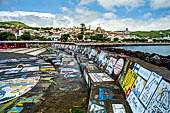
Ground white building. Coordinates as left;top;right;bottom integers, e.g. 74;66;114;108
46;35;61;41
163;35;170;40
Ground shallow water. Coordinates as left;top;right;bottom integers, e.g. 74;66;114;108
113;45;170;56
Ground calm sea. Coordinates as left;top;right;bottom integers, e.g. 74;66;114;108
113;45;170;56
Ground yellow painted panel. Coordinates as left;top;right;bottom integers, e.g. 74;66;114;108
122;69;138;96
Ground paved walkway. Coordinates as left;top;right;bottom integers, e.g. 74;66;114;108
35;51;89;113
0;48;46;56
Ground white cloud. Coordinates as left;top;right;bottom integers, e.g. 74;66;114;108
0;11;170;31
143;12;152;19
60;7;73;15
97;0;145;10
60;7;69;12
0;11;72;28
75;7;100;17
78;0;95;6
0;11;55;18
73;7;102;26
151;0;170;10
103;13;116;19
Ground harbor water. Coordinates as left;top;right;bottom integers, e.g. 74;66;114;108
113;45;170;56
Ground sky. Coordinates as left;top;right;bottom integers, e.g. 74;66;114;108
0;0;170;31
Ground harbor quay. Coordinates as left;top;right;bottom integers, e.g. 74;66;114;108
0;45;169;113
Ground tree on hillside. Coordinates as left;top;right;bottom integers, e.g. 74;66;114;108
78;34;83;40
0;32;16;41
48;31;53;36
61;34;70;42
20;32;31;40
90;34;106;41
114;38;119;42
7;36;16;40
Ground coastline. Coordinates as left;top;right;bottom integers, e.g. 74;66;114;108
74;42;170;47
100;47;170;80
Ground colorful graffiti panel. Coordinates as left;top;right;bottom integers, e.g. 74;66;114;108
89;73;114;83
139;72;162;108
107;57;117;68
7;97;38;113
97;51;107;65
89;49;98;59
127;91;145;113
105;57;117;75
113;58;125;76
99;88;117;100
60;68;79;74
1;68;22;74
112;104;126;113
88;100;106;113
0;76;40;104
118;60;132;86
132;76;146;97
21;66;39;72
64;73;81;78
122;68;138;98
138;66;152;81
145;79;170;113
132;63;140;73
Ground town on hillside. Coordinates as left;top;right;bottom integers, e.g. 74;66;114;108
0;21;170;43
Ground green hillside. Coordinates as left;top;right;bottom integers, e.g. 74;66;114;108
130;29;170;38
0;21;29;28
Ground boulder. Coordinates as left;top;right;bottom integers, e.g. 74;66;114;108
150;54;162;66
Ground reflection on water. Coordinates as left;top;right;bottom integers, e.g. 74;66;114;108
113;45;170;56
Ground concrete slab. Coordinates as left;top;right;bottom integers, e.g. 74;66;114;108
27;48;46;56
15;48;39;53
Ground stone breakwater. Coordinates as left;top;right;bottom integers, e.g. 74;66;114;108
0;45;170;113
102;47;170;70
58;44;170;113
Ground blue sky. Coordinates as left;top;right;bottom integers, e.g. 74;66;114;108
0;0;170;31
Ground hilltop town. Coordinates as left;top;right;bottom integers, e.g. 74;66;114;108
0;21;170;43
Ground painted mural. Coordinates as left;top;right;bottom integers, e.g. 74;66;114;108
64;73;81;78
89;73;114;83
89;49;98;59
0;68;22;74
113;58;125;76
88;100;106;113
137;66;152;81
122;68;138;98
0;76;40;104
7;97;38;113
99;88;117;100
132;75;146;98
60;68;79;74
132;63;140;73
139;72;162;108
20;66;39;72
97;51;107;65
112;104;126;113
105;57;117;75
145;79;170;113
118;60;132;86
127;91;145;113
